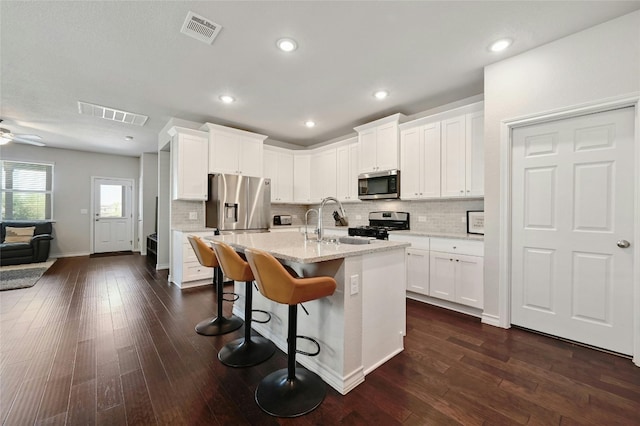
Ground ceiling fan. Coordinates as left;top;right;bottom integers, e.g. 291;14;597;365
0;124;45;147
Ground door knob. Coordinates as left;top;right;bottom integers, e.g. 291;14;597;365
617;240;631;248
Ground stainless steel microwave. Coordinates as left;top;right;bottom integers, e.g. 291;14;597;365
358;169;400;200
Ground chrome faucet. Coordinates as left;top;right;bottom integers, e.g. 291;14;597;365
304;208;318;241
318;197;347;242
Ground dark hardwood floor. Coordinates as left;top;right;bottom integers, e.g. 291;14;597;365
1;254;639;425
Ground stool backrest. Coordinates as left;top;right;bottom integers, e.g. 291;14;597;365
245;248;337;305
187;236;218;268
211;241;254;282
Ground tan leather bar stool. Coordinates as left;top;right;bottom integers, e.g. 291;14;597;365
245;248;337;418
187;236;243;336
211;241;276;367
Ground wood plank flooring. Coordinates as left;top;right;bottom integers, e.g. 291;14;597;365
1;254;639;425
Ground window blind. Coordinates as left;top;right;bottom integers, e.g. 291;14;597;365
1;160;53;220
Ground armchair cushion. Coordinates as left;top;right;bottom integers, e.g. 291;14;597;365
4;226;36;243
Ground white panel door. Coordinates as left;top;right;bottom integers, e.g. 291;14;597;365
441;116;466;197
422;122;441;198
511;107;635;355
429;251;455;301
239;137;263;176
406;248;429;295
375;122;398;171
209;131;240;174
93;178;133;253
400;127;421;199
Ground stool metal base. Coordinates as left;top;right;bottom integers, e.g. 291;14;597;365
195;315;243;336
255;367;326;417
218;335;276;368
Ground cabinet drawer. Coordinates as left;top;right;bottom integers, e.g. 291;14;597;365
183;261;213;282
430;238;483;256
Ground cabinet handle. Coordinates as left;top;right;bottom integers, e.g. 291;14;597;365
459;190;464;193
456;259;459;262
449;258;453;261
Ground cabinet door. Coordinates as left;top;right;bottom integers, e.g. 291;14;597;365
278;152;294;202
210;131;240;174
455;254;484;308
465;111;484;197
421;122;441;198
173;133;208;200
406;248;429;295
293;154;311;202
348;143;359;200
358;128;377;173
429;251;455;301
336;145;350;201
400;127;421;199
263;149;279;201
319;149;337;200
440;116;466;197
239;137;263;176
375;122;399;171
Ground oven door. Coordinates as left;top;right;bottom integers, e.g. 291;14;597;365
358;170;400;200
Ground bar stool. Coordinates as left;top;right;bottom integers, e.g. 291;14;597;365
245;248;337;418
211;241;276;368
188;236;243;336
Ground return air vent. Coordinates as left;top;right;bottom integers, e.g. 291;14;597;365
180;11;222;45
77;101;148;126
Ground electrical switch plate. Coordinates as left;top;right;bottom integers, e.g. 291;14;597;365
350;274;359;295
80;209;88;214
189;212;198;220
418;216;426;222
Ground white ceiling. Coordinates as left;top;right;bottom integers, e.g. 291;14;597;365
2;1;639;157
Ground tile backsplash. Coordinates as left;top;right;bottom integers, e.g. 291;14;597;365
172;198;484;235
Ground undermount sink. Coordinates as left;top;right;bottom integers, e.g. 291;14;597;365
337;236;371;245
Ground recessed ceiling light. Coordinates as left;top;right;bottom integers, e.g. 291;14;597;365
305;120;316;128
124;135;134;141
489;38;512;52
374;90;389;100
219;95;235;104
277;38;298;52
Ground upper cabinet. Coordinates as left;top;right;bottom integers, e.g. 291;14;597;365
336;138;359;202
264;147;294;203
200;123;267;177
310;147;337;203
293;153;311;203
168;127;209;201
355;113;407;173
400;103;484;200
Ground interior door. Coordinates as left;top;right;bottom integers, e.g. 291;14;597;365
511;107;635;355
93;178;133;253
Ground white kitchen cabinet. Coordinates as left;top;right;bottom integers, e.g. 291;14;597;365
440;112;484;198
201;123;267;177
310;148;337;202
406;248;429;295
355;113;406;173
336;139;359;202
465;111;484;197
400;121;441;200
171;230;216;288
264;147;293;202
293;153;311;203
168;127;209;201
429;238;483;309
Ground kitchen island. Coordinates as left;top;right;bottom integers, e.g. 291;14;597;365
207;231;409;394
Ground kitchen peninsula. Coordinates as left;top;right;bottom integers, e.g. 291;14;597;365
207;231;410;394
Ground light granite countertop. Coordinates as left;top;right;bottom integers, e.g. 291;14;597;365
205;231;409;263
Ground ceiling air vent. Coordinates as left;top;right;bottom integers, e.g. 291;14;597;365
180;11;222;45
77;101;148;126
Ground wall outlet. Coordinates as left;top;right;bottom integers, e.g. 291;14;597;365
350;274;359;295
80;208;88;214
418;216;426;222
189;211;198;220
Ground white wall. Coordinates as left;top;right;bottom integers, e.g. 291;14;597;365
157;151;171;269
483;11;640;321
1;144;140;257
140;152;158;254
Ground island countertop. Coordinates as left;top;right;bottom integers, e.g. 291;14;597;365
206;231;409;263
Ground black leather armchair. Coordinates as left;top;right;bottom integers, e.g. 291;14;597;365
0;221;54;266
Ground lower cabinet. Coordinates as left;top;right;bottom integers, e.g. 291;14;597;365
406;248;429;295
429;250;483;309
171;230;216;287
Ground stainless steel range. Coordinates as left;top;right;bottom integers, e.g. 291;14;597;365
348;211;410;240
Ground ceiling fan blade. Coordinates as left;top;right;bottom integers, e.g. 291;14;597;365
15;133;43;141
13;137;46;147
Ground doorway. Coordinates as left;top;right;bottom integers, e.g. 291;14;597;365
92;177;134;253
510;107;635;355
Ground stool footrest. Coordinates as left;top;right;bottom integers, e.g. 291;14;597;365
222;292;239;302
251;309;272;324
294;335;320;357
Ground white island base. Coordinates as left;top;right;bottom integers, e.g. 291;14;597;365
223;238;407;395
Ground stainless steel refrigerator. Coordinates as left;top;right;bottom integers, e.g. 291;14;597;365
205;174;271;232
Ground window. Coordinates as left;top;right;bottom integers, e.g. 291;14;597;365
1;160;53;220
